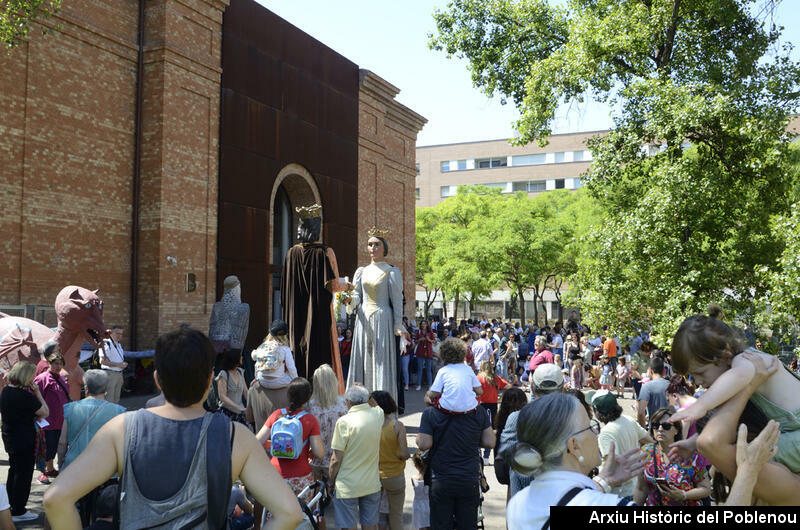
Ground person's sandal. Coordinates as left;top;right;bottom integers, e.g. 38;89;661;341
37;473;51;485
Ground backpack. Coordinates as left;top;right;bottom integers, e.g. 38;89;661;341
255;341;283;373
270;409;308;459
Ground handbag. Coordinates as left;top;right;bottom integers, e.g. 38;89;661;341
494;450;510;485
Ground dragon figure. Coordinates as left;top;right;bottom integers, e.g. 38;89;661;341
0;286;107;400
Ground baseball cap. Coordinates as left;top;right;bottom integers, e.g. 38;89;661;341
591;390;618;415
532;363;564;392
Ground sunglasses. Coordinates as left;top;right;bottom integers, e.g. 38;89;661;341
653;422;674;431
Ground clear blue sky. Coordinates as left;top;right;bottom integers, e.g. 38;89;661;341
258;1;799;147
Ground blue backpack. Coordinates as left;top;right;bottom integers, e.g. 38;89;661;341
270;409;308;459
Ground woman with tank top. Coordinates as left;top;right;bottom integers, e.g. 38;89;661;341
372;391;410;530
216;348;248;425
43;327;303;530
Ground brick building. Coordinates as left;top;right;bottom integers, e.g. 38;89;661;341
0;0;425;351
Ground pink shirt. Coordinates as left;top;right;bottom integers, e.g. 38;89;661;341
34;371;70;430
528;350;554;372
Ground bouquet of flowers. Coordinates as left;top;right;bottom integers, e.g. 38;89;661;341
333;277;354;320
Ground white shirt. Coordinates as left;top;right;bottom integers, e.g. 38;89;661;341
100;339;125;372
471;338;494;371
551;334;563;349
597;415;649;497
507;470;634;528
430;363;480;413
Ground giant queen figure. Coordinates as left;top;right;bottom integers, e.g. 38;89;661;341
346;228;404;401
280;204;348;391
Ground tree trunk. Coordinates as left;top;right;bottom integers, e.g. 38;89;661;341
532;285;540;327
517;286;526;323
453;290;460;320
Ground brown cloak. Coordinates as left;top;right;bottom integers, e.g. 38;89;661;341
280;243;343;388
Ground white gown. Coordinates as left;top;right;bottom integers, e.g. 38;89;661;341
346;261;403;401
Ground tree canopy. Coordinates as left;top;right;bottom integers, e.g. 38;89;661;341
430;0;800;343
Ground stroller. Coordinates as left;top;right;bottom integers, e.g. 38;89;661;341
295;480;331;530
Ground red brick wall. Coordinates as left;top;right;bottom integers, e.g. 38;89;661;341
0;0;227;348
0;0;139;327
357;71;426;315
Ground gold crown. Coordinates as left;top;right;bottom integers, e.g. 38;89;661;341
296;204;322;220
367;226;390;239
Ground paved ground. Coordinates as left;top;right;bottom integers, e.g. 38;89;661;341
0;386;642;528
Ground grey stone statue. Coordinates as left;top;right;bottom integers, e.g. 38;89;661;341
209;275;250;353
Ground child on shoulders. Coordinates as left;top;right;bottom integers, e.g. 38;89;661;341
671;305;800;473
425;338;482;414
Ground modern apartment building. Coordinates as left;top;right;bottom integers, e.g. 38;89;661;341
413;130;604;320
415;129;604;207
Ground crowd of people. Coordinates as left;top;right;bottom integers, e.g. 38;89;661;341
0;305;798;528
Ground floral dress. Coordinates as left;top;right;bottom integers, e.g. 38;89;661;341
642;443;708;506
308;396;348;472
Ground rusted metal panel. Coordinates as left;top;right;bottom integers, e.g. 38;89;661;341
218;0;359;352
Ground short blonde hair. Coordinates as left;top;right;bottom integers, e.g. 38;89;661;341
311;364;339;409
7;361;36;386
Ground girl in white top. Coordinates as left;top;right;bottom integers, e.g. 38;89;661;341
251;320;298;389
410;452;430;530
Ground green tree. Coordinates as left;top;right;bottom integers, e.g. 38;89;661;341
416;207;442;319
431;0;800;341
428;186;498;319
2;0;61;48
479;191;557;323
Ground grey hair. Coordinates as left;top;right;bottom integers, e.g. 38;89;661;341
344;385;370;406
510;393;582;476
84;369;109;396
534;335;548;348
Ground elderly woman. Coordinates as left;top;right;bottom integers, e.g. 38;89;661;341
506;393;646;527
633;407;711;506
0;361;49;522
57;369;126;526
44;327;303;530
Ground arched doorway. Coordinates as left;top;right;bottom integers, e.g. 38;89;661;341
268;164;321;322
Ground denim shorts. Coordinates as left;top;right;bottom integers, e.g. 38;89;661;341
333;490;381;528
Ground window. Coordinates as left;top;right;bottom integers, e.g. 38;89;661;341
512;154;547;166
554;152;566;163
440;161;450;172
415;188;420;200
512;181;529;192
555;179;565;189
528;181;546;192
572;150;584;162
482;182;508;192
457;159;468;170
440;185;457;198
476;157;507;169
415;163;420;175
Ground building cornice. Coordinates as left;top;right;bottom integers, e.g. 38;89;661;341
359;69;427;134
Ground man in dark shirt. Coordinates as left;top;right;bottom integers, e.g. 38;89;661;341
416;406;494;529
